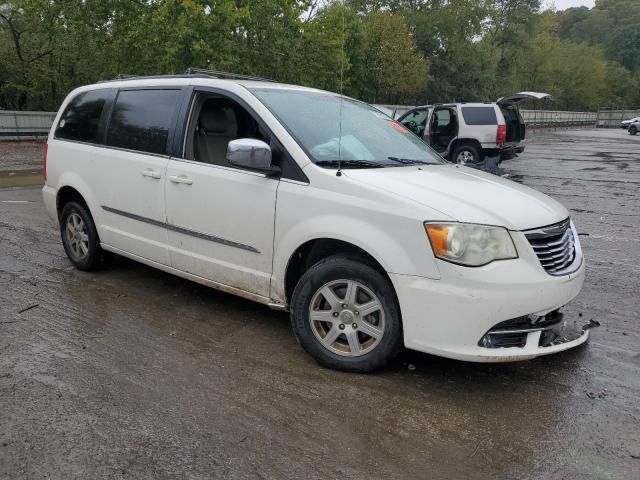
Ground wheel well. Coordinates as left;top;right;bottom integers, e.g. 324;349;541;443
284;239;388;304
56;186;87;217
451;138;482;154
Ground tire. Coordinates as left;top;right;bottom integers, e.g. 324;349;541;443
59;201;107;271
630;126;637;135
290;255;403;373
451;144;481;165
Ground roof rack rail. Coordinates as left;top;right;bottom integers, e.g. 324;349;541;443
103;70;276;84
184;68;275;82
101;74;198;83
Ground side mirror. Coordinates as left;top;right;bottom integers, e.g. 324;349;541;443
227;138;279;174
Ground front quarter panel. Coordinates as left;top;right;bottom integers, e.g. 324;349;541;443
270;169;447;304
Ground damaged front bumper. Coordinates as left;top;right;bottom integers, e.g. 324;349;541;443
390;231;588;363
476;310;593;360
478;310;589;349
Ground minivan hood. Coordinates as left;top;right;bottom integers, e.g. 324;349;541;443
344;165;568;231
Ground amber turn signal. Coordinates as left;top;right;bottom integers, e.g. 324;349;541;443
425;224;449;256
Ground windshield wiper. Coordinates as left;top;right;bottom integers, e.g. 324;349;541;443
315;160;384;169
387;156;438;165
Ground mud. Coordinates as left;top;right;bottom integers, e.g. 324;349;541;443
1;128;639;479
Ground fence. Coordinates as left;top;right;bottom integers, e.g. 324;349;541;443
595;108;640;128
376;104;599;128
0;110;56;139
521;110;597;128
1;106;636;140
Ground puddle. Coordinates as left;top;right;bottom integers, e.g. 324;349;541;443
0;169;43;188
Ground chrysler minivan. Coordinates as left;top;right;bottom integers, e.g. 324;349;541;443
42;72;587;372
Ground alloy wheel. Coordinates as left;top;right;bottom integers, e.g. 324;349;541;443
65;212;89;259
308;279;385;357
456;150;474;165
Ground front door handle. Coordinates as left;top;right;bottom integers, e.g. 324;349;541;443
168;175;193;185
141;168;161;179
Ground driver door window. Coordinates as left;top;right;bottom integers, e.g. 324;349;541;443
400;108;428;136
184;95;269;168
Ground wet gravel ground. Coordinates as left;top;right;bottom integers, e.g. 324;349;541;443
1;129;639;479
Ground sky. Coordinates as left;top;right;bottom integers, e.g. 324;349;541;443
544;0;596;9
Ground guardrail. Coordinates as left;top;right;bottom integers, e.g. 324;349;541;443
521;110;597;128
3;106;633;140
376;104;598;128
596;108;640;128
0;110;56;139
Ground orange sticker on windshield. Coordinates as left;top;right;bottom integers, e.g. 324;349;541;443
388;120;409;133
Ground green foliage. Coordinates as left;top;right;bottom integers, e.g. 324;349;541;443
0;0;638;111
411;1;494;102
361;13;429;103
298;3;358;92
557;0;640;72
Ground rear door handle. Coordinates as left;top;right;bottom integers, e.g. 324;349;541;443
168;175;193;185
141;168;161;179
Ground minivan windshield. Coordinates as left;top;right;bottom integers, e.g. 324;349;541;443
250;88;445;168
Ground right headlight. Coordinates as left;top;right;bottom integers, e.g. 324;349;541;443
425;222;518;267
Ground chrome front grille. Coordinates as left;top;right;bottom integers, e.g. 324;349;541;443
524;218;576;275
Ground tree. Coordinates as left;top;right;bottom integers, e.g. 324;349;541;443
0;0;638;111
297;2;362;92
362;12;430;103
410;0;493;102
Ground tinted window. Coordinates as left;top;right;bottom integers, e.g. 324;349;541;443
461;106;497;125
55;89;110;143
106;89;180;155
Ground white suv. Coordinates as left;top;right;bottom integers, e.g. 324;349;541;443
42;73;586;372
397;92;551;164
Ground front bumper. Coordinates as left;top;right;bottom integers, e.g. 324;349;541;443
391;231;587;362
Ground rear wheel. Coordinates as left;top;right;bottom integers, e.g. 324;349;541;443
59;201;107;271
630;126;637;135
290;255;403;372
452;144;481;165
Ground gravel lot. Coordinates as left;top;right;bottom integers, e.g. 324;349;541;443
0;128;639;479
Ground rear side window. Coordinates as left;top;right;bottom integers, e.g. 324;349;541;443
106;89;180;155
461;107;498;125
55;89;110;143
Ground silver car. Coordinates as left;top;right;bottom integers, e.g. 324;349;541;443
397;92;551;164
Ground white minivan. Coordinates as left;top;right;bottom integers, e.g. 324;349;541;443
42;72;588;372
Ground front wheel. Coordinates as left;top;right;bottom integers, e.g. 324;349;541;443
290;255;403;372
630;126;637;135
